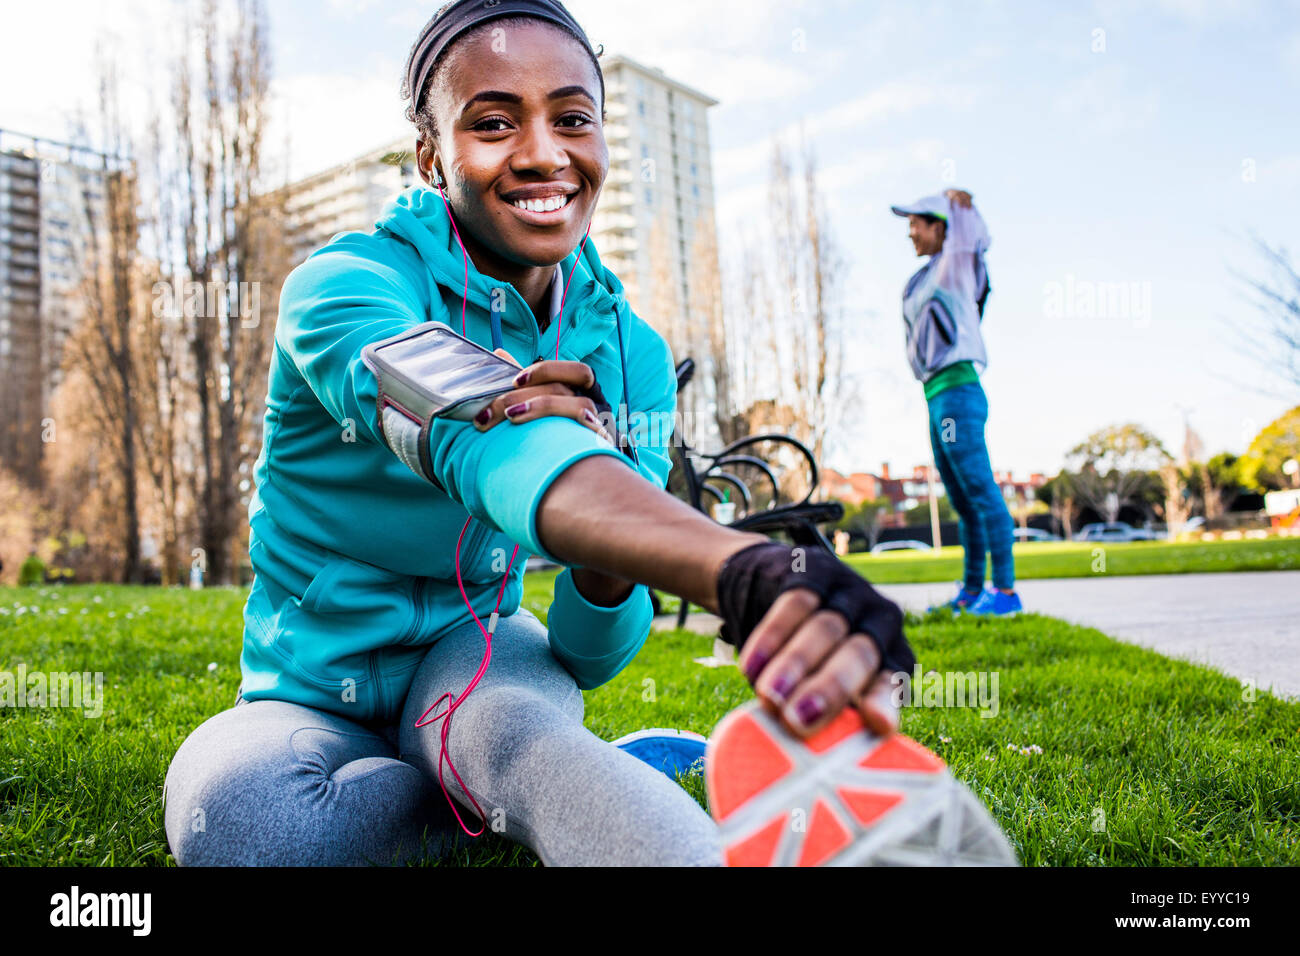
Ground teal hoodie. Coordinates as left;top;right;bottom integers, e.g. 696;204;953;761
238;185;678;723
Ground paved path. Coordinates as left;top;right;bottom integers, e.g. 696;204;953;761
879;572;1300;699
656;571;1300;699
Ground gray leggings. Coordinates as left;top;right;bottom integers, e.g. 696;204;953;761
163;609;721;866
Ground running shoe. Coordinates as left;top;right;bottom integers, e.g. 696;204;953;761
929;584;983;614
705;700;1018;866
969;588;1023;616
613;728;707;780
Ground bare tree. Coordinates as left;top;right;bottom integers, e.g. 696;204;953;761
133;107;194;586
1236;236;1300;395
717;136;848;463
169;0;283;584
1161;462;1192;536
717;229;776;445
678;213;723;450
59;58;146;583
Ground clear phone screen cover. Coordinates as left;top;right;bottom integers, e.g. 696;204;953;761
378;328;520;405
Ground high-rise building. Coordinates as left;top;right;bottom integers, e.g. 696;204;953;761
592;54;719;358
280;54;720;365
0;129;112;485
281;139;417;265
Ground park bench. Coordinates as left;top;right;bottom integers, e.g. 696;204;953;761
655;358;844;629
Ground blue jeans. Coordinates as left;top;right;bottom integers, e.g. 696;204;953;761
927;382;1016;592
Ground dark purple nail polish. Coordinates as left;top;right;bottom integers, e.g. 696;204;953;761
795;694;826;726
505;402;529;418
475;407;491;425
514;370;530;386
771;671;797;700
743;650;769;682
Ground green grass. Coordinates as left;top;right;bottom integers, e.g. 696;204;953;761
1;582;1297;866
845;536;1300;584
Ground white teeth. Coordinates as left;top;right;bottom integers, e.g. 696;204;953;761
512;195;569;212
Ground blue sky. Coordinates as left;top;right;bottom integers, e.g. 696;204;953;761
5;0;1299;477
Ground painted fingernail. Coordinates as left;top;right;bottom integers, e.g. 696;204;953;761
583;409;599;425
794;693;826;726
513;370;530;386
743;650;769;682
504;402;529;418
770;670;798;701
475;407;492;425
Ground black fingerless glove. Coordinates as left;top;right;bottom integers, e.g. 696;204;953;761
715;541;916;675
579;378;635;460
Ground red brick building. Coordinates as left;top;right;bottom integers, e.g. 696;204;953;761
821;463;1047;526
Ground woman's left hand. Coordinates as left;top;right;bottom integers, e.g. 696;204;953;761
944;188;973;208
472;350;615;445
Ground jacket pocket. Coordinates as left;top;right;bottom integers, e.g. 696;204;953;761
299;554;411;616
275;555;414;693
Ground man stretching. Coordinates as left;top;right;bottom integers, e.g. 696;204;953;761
891;189;1020;615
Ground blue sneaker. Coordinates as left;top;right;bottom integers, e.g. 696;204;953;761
929;584;983;614
612;728;707;780
969;588;1023;616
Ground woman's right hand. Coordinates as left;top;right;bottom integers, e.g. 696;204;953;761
714;541;914;741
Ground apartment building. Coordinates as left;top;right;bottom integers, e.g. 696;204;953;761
0;129;111;485
280;139;418;265
591;54;719;358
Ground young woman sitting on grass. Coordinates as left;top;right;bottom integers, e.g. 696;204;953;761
163;0;1013;868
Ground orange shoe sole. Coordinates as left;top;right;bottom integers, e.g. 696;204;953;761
705;700;1018;867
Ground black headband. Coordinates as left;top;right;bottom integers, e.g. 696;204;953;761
405;0;602;119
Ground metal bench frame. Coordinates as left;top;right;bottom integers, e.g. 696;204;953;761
660;359;844;628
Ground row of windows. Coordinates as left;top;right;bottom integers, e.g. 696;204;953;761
629;75;699;116
632;117;703;151
2;229;41;244
641;184;703;205
0;154;39;174
635;143;703;180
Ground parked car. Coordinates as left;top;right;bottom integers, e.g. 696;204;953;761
870;539;933;554
1013;527;1062;543
1075;522;1157;542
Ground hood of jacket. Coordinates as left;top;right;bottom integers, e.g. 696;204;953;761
373;185;628;367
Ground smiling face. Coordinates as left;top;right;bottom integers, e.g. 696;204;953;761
907;214;946;257
416;20;607;279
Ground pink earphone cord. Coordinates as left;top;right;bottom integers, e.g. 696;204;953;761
415;184;591;837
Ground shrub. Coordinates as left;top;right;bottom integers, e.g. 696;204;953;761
18;554;46;586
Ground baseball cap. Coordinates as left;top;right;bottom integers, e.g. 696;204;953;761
890;194;949;220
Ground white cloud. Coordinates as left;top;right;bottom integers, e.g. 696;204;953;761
269;66;412;180
711;78;972;189
0;0;172;146
1050;65;1160;137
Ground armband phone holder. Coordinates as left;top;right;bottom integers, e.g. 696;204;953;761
361;322;521;482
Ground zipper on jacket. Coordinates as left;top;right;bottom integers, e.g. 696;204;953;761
369;650;384;721
403;576;427;644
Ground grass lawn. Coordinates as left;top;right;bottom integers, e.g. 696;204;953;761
1;580;1297;867
845;536;1300;584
